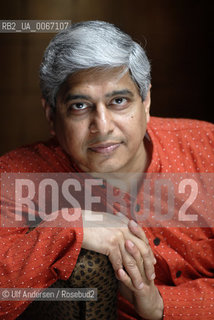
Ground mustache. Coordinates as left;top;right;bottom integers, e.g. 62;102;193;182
87;136;125;145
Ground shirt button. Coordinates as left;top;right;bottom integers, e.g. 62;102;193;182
135;203;141;212
176;270;182;278
153;237;160;246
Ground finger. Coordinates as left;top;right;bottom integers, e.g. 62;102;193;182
128;220;149;245
139;245;156;281
128;220;156;264
126;240;156;282
119;241;144;290
108;241;123;272
127;238;156;281
125;240;147;281
117;267;144;291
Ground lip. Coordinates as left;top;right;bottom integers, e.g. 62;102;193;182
88;142;121;154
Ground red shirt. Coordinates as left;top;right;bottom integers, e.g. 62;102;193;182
0;117;214;320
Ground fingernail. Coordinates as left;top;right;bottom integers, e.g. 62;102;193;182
119;269;126;277
130;220;138;227
128;240;134;248
138;282;144;289
150;273;156;280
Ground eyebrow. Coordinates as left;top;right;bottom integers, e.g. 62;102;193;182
64;89;134;103
105;89;134;98
64;94;91;103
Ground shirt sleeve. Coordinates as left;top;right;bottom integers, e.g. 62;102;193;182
0;208;83;319
0;154;85;319
157;278;214;320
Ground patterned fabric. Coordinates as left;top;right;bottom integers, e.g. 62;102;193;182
17;249;118;320
0;117;214;319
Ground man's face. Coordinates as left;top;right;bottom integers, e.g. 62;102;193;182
45;68;151;173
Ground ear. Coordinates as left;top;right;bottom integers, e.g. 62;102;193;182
143;84;151;123
41;98;56;136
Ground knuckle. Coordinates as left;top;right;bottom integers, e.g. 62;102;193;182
109;236;117;252
115;259;122;268
126;260;136;269
142;246;150;258
110;253;121;264
109;233;119;246
109;254;122;270
135;250;142;261
109;234;117;245
112;262;121;272
115;229;124;241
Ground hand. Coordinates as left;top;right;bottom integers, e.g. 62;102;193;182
117;237;163;320
81;210;156;280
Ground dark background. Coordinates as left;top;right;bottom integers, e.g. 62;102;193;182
0;0;213;156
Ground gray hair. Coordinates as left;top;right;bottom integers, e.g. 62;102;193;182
40;20;151;108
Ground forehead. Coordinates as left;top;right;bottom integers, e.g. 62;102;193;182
57;67;141;102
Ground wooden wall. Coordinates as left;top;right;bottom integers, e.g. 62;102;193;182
0;0;213;155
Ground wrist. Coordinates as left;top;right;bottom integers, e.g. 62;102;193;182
151;290;164;320
135;286;164;320
147;289;164;320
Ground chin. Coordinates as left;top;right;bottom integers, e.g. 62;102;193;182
88;163;123;174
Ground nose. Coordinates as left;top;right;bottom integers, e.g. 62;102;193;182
89;103;114;135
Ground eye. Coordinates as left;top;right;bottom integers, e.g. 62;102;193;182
70;102;88;110
111;97;127;106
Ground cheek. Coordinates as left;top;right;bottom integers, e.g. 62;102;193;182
62;122;89;151
137;107;147;130
127;109;147;135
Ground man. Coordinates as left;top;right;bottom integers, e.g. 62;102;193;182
0;20;213;320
